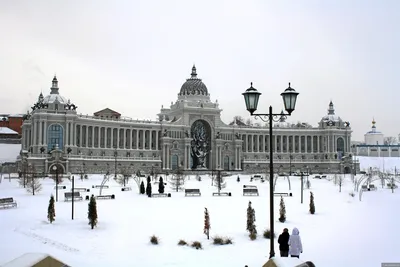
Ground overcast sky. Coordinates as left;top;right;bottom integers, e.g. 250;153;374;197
0;0;398;141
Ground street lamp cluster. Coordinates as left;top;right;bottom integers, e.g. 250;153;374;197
242;82;299;259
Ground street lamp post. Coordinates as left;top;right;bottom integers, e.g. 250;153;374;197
52;165;59;202
243;82;299;259
114;148;118;180
72;175;75;220
289;149;292;176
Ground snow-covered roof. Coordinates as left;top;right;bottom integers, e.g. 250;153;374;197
2;253;49;267
0;127;18;135
262;257;304;267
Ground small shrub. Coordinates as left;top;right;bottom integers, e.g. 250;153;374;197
150;235;159;245
224;237;233;245
249;232;257;240
349;192;355;197
191;241;202;250
263;229;275;239
178;239;187;246
213;236;224;245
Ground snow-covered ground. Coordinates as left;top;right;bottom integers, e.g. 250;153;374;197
0;173;399;267
0;143;21;163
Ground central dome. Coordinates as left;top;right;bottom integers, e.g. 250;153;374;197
179;65;209;96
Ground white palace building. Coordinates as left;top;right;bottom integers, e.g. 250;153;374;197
19;66;357;175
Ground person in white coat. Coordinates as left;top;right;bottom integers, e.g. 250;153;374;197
288;227;303;258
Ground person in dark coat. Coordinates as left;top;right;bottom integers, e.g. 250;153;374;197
278;228;290;257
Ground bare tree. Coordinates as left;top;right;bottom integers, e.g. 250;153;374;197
384;136;397;145
169;166;186;192
26;165;42;195
133;169;145;191
213;172;226;191
117;166;131;187
337;175;344;192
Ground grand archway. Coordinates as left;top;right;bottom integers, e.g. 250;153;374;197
190;119;212;170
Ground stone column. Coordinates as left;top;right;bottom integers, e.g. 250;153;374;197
117;128;120;149
149;130;152;150
86;126;89;148
110;128;113;148
98;127;101;148
92;127;95;148
79;125;82;147
38;120;42;145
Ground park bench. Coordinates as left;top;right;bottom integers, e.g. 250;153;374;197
95;194;115;200
369;184;377;191
151;193;170;198
92;185;109;189
212;192;231;197
274;192;290;197
314;175;321;179
64;192;83;202
54;185;66;190
321;175;327;179
121;186;132;191
361;185;369;191
73;188;90;192
243;188;259;196
185;189;201;196
387;183;398;189
243;185;257;189
0;197;17;209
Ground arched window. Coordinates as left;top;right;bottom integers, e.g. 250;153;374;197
337;137;345;153
47;124;64;150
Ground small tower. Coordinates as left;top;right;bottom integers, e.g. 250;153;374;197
328;100;335;115
38;92;44;103
371;118;377;133
50;75;59;94
191;64;197;78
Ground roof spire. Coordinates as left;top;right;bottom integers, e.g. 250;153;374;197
191;64;197;78
328;100;335;115
50;74;59;94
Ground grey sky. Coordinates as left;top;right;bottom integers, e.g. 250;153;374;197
0;0;398;141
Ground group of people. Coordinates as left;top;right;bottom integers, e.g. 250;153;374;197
278;227;303;258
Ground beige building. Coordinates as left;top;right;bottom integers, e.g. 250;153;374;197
19;66;356;175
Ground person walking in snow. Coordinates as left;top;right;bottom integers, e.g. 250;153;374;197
288;227;303;258
278;228;290;257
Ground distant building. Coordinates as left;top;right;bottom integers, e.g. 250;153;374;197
0;114;23;136
352;119;400;157
19;67;357;174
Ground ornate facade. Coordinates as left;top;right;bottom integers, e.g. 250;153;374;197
19;66;357;175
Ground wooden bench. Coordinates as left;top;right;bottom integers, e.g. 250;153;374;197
243;188;259;196
151;193;170;198
321;175;327;179
243;185;257;189
387;183;398;189
361;185;369;191
121;187;132;191
314;175;321;179
64;192;83;202
73;188;90;192
274;192;290;197
185;189;201;196
95;194;115;200
369;184;377;191
212;192;231;197
92;185;109;189
54;185;66;189
0;197;17;209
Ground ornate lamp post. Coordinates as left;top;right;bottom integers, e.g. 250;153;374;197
242;82;299;259
51;145;62;202
52;165;59;202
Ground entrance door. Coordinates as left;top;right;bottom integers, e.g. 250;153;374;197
223;156;229;171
